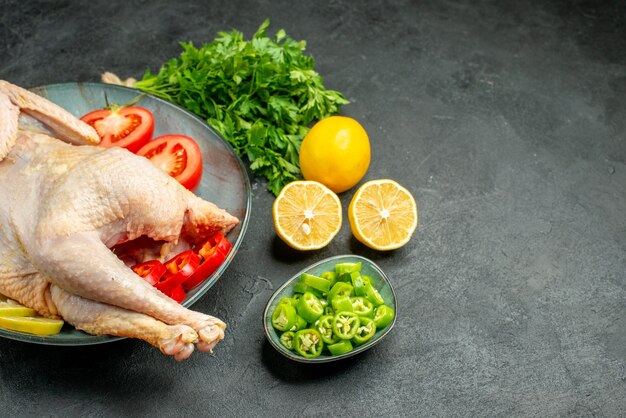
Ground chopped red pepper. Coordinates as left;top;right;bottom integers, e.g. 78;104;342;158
129;234;231;302
168;285;187;303
131;260;166;286
154;250;201;302
183;233;231;290
155;273;184;295
164;250;200;281
197;233;232;260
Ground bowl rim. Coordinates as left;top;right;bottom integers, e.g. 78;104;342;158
263;254;397;363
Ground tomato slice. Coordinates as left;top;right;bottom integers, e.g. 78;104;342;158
131;260;166;286
136;135;203;191
183;234;231;290
80;106;154;153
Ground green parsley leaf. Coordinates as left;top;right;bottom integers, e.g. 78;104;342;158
135;19;349;194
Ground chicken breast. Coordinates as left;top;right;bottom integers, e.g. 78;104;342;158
0;80;238;361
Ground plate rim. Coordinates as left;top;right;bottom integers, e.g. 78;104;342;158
0;81;252;346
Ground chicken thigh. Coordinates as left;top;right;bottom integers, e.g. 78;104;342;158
0;81;239;360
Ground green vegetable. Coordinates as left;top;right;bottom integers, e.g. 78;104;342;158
134;19;349;194
364;283;385;306
327;282;353;303
373;305;395;329
331;295;354;313
332;311;360;340
296;292;324;323
293;315;308;332
320;271;337;288
293;282;323;298
352;317;376;346
271;303;297;332
280;331;295;350
272;262;395;359
293;329;324;358
335;262;362;275
350;297;374;318
301;273;332;293
327;339;353;355
314;315;340;345
350;272;367;296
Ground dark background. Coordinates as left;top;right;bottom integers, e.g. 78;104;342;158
1;0;625;416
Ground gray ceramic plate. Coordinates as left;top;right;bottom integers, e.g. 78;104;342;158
263;255;397;363
0;82;251;345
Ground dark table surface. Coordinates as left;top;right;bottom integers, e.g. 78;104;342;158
1;0;625;416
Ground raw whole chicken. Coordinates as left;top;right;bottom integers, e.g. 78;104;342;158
0;80;239;361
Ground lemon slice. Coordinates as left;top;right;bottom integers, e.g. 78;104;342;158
272;181;342;250
0;301;36;317
348;179;418;250
0;316;64;336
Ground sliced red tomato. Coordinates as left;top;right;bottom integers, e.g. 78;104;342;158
136;135;203;191
131;260;166;286
80;106;154;153
183;234;231;290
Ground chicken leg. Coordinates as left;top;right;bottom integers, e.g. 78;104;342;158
50;286;207;361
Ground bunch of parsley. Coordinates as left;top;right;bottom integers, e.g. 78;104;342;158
134;20;349;195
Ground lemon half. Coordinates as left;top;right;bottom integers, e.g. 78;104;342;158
273;181;342;250
348;179;418;251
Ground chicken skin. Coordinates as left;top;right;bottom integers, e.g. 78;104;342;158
0;81;238;360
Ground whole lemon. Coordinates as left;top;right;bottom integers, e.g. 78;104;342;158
299;116;371;193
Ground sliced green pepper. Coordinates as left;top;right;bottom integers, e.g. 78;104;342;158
350;296;374;318
271;303;298;332
324;306;335;316
336;273;352;283
290;315;307;332
331;295;354;313
373;305;395;329
314;315;340;344
293;282;323;298
332;311;360;340
327;339;353;355
301;273;332;293
364;283;385;306
335;262;362;275
280;331;295;350
292;293;302;305
350;272;367;296
296;292;324;323
278;297;297;307
361;275;373;286
352;317;376;345
320;271;337;288
327;282;353;303
293;328;324;358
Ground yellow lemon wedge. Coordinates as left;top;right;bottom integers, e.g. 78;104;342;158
0;316;64;336
273;181;342;250
348;179;418;251
0;301;36;317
